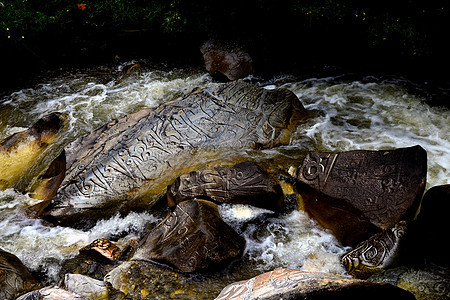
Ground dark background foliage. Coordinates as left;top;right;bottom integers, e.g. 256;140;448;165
1;0;449;89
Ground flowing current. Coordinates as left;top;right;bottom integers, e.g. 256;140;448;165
0;63;449;296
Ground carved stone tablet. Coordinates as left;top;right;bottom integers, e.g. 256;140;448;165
132;199;245;273
40;81;307;225
296;146;427;246
167;161;283;211
342;221;408;279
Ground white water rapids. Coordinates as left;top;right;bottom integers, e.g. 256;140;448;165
0;63;448;293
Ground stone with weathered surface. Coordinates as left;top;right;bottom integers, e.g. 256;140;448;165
0;112;67;192
16;286;87;300
132;199;245;273
79;238;127;263
200;40;253;81
64;274;108;300
342;221;408;279
0;248;40;299
215;268;415;300
38;80;307;225
295;145;427;246
167;161;283;211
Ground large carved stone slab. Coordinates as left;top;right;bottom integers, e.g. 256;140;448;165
0;248;40;299
132;199;245;273
39;81;307;225
342;221;408;279
295;145;427;246
167;161;283;211
215;268;415;299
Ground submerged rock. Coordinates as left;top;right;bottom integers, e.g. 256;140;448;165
167;161;283;211
132;199;245;273
0;248;40;299
200;40;253;81
341;221;408;279
16;286;87;300
215;268;415;300
295;145;427;246
39;80;307;225
0;112;67;191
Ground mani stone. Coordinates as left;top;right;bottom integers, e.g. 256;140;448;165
79;238;127;263
215;268;415;300
132;199;245;273
295;145;427;246
0;248;40;299
200;40;253;81
64;274;108;300
167;161;283;211
38;80;307;226
16;286;87;300
341;221;408;279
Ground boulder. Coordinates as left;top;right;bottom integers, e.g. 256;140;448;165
0;248;40;299
167;161;283;211
132;199;245;273
415;184;450;266
16;286;87;300
200;40;253;81
0;112;67;191
64;274;108;300
369;266;450;300
295;145;427;246
341;221;408;279
38;80;307;226
215;268;415;299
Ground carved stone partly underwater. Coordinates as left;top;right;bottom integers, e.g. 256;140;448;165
39;81;307;225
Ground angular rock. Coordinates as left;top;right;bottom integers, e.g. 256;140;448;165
295;145;427;246
341;221;408;279
200;40;253;81
215;268;415;300
16;286;87;300
79;238;127;263
0;112;67;191
0;248;40;299
132;199;245;273
64;274;108;300
167;161;283;211
39;80;307;225
369;266;450;300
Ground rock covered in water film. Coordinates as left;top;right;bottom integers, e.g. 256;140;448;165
16;286;87;300
200;40;253;81
215;268;415;300
167;161;283;211
132;199;245;273
79;238;127;263
0;112;67;191
0;248;40;299
39;80;307;226
295;145;427;246
341;221;409;279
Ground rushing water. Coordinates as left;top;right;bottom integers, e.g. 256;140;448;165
0;62;449;297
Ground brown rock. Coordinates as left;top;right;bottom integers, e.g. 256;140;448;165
0;248;40;299
342;221;408;279
79;238;127;263
167;161;283;211
215;268;415;300
200;40;253;81
132;199;245;273
295;145;427;246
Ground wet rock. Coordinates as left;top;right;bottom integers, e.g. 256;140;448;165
0;248;40;299
40;80;307;226
79;238;127;264
167;161;283;211
132;199;245;273
369;266;450;300
295;145;427;246
16;286;87;299
200;40;253;81
341;221;408;279
415;184;450;266
64;274;108;300
0;112;67;191
215;268;415;300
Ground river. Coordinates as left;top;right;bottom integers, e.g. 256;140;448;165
0;62;449;297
